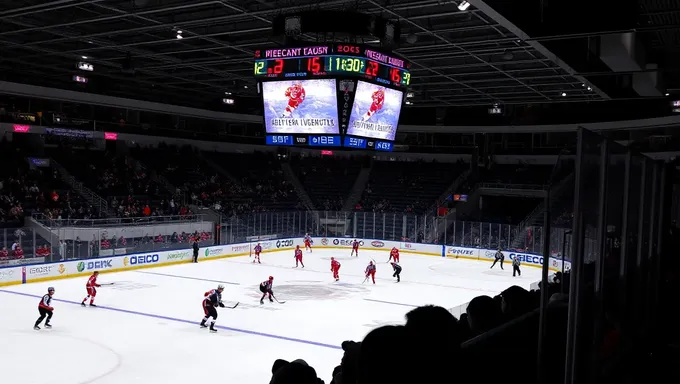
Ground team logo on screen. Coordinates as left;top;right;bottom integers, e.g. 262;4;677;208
262;79;339;134
346;81;403;141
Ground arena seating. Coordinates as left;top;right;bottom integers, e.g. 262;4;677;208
202;151;300;213
290;156;362;210
480;163;553;186
359;160;467;213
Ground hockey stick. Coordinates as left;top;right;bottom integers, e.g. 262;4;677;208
272;295;286;304
225;302;240;309
101;283;115;286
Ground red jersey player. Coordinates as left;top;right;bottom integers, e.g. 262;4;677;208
351;239;360;257
201;284;225;333
388;247;400;263
362;88;385;121
253;243;262;264
365;261;377;284
304;234;313;253
34;287;55;330
330;257;341;281
294;245;304;268
81;271;101;307
281;82;306;118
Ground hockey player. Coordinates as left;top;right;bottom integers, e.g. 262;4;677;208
259;276;274;305
490;248;504;270
390;262;402;282
34;287;55;330
82;271;101;307
330;257;341;281
253;243;262;264
362;88;385;121
365;261;377;284
192;240;200;263
294;245;304;268
512;256;521;277
201;284;226;333
304;234;313;253
351;239;360;257
281;82;306;118
388;247;400;263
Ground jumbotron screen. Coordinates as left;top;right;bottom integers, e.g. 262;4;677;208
262;79;340;135
346;81;403;142
256;44;410;151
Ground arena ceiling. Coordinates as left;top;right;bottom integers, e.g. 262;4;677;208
0;0;677;111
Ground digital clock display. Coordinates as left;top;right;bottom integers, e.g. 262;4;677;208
254;44;411;88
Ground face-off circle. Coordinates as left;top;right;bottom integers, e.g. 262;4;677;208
272;283;369;300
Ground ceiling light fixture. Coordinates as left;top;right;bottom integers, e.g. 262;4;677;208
561;92;567;97
458;1;470;11
176;34;183;39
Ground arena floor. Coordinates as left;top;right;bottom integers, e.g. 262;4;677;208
0;249;541;383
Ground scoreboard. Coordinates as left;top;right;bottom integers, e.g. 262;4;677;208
255;44;410;152
254;44;411;88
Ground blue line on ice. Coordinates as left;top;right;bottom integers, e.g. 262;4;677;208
0;289;341;350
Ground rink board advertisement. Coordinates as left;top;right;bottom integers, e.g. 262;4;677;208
345;80;404;141
443;245;572;271
262;79;340;135
0;237;569;287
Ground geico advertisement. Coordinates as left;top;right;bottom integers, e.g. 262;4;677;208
123;254;160;266
508;252;543;265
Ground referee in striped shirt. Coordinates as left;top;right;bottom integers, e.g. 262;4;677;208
512;256;521;277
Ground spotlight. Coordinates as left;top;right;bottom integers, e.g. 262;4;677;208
561;92;567;97
458;1;470;11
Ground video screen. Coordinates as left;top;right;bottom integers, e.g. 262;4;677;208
346;81;403;141
262;79;340;135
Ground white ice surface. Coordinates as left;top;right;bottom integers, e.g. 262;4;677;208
0;249;541;384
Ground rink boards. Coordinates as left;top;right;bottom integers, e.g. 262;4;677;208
0;236;571;287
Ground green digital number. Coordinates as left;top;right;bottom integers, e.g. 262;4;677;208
351;59;361;72
254;61;265;75
402;72;411;86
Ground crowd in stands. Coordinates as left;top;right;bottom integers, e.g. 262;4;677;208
268;269;576;384
358;160;466;214
292;156;362;211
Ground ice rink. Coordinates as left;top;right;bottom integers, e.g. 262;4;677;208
0;248;541;383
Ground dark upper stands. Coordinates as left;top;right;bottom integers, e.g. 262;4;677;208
291;156;362;211
202;151;300;213
359;160;467;214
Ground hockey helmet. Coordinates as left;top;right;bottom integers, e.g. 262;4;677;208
269;276;274;281
217;284;225;290
47;287;55;292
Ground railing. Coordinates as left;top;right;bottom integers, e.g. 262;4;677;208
478;183;546;190
0;221;214;266
31;213;205;227
50;158;109;214
218;210;572;259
